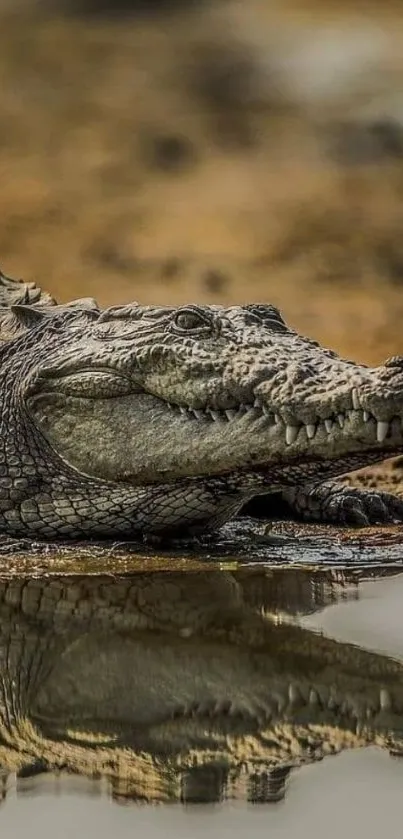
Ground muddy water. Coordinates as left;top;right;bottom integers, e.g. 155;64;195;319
0;530;400;837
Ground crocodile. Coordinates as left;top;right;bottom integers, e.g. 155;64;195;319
0;569;401;804
1;268;403;539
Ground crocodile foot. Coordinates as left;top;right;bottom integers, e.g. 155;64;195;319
282;481;403;526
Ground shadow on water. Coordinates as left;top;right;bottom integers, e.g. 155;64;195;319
0;561;401;806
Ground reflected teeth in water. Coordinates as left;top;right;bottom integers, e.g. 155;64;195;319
379;688;392;711
376;420;389;443
309;689;320;706
209;410;221;421
288;683;303;704
225;409;237;421
172;685;398;725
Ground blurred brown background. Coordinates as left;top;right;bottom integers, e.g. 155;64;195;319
2;0;403;363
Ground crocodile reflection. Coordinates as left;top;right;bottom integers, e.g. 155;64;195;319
0;569;401;805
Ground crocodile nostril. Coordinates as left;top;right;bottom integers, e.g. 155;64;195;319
384;356;403;368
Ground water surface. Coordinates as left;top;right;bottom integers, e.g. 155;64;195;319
0;529;402;838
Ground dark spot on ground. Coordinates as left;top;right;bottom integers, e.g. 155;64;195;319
160;258;183;281
328;119;403;165
142;133;197;173
185;43;262;148
202;268;228;294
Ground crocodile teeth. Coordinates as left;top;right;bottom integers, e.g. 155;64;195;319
285;424;299;445
352;388;360;410
376;420;389;443
309;688;320;706
379;688;392;711
288;683;303;704
173;402;396;450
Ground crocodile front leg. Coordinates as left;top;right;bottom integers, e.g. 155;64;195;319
281;481;403;525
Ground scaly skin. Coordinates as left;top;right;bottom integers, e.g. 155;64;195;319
0;571;402;803
1;269;403;538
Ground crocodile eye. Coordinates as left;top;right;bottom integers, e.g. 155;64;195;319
174;308;210;332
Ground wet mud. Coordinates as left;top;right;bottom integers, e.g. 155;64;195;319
0;517;402;573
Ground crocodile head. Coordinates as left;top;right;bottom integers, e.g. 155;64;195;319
21;302;403;475
3;300;403;535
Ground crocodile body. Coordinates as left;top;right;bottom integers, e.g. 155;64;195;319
1;269;403;538
0;570;401;803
